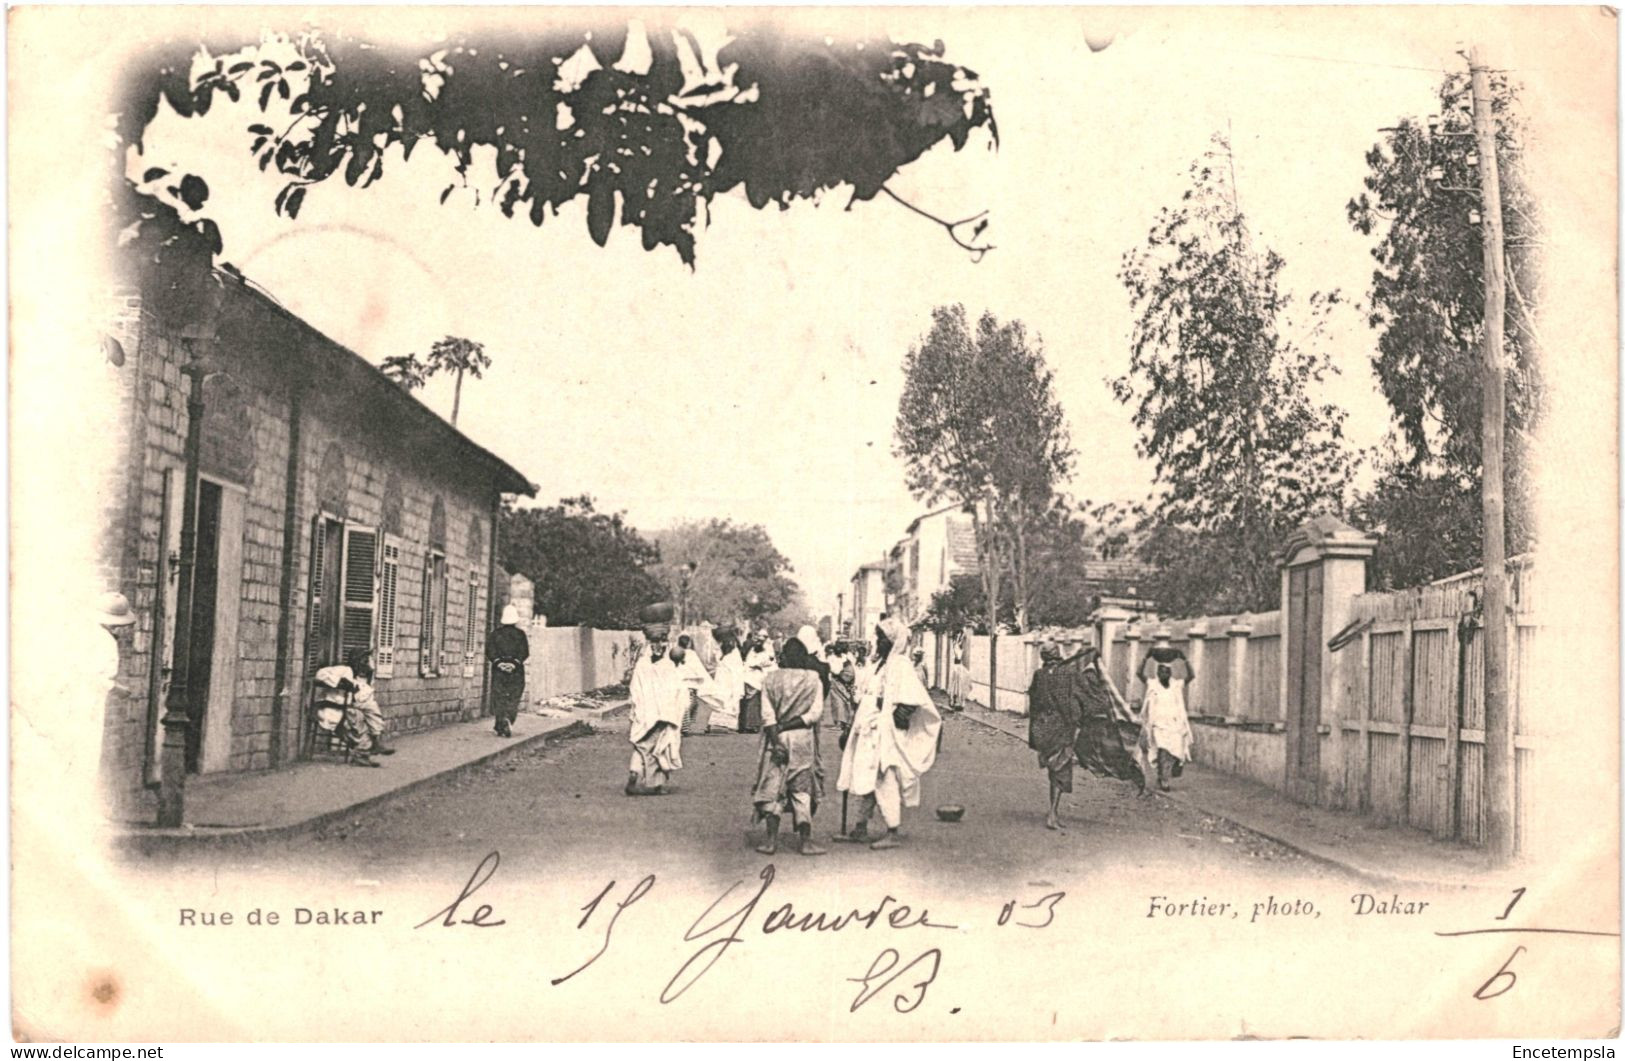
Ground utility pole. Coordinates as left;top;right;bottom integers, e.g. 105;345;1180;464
1470;46;1514;862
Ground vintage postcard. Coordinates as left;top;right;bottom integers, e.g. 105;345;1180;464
8;3;1619;1043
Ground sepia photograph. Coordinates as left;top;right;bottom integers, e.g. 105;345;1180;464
7;3;1620;1044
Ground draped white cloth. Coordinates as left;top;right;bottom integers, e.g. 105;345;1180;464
629;654;686;742
837;649;942;808
710;648;746;729
1141;677;1193;762
744;644;776;690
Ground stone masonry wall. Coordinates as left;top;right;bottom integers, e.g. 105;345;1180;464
102;278;506;797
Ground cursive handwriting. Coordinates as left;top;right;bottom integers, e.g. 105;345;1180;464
763;895;957;933
551;875;657;986
661;865;775;1004
415;851;507;929
997;891;1066;928
848;948;942;1013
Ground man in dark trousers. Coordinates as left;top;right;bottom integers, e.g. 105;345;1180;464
486;604;530;737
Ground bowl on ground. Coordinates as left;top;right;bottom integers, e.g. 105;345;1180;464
935;804;965;823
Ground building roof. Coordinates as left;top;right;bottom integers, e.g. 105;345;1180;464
223;269;536;497
905;501;971;535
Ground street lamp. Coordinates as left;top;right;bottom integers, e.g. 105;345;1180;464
156;273;225;828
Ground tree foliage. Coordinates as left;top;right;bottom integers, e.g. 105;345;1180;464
894;304;1074;633
1115;134;1355;614
499;495;663;628
112;21;997;269
1352;441;1487;590
380;353;428;391
649;519;801;626
921;575;1002;635
1346;72;1540;584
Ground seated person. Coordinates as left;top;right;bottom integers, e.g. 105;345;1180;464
313;653;392;767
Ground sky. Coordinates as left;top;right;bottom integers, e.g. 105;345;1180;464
130;7;1542;619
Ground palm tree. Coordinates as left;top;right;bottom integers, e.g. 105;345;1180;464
424;336;491;426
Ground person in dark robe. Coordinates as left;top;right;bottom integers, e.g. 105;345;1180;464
1027;644;1082;830
824;641;858;734
486;604;530;737
1067;645;1144;794
1029;642;1145;829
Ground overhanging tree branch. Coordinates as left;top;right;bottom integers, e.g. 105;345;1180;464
878;184;995;262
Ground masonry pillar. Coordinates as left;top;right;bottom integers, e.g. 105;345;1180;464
1122;625;1144;705
1184;621;1208;716
1278;516;1378;808
1227;614;1253;720
1093;606;1133;685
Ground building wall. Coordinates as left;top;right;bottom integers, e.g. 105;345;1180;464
101;279;505;796
848;567;885;644
911;510;973;614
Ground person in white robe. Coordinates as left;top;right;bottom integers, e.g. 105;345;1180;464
836;617;942;849
627;624;685;795
710;625;746;731
675;634;724;735
738;630;777;732
1135;640;1194;791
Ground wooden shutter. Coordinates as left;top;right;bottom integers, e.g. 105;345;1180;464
436;555;449;676
463;570;480;677
420;552;443;676
304;514;328;677
376;538;400;677
339;525;378;665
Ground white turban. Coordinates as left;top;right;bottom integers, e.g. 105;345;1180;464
795;624;824;659
501;604;521;625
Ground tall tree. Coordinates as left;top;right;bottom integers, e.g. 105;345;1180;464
1346;71;1541;587
650;519;801;627
422;335;491;426
499;496;664;629
895;304;1074;634
112;22;997;270
1115;133;1355;615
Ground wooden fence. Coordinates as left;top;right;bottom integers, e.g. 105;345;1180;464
1340;561;1540;850
915;546;1541;852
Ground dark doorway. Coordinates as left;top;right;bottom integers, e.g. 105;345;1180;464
185;480;224;773
1285;563;1324;803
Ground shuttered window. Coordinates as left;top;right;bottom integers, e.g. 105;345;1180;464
339;524;378;667
463;570;481;677
420;551;447;676
376;538;400;677
305;515;330;676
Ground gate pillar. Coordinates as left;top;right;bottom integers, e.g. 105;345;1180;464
1278;515;1378;807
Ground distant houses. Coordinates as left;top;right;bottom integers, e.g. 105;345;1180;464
841;503;1158;640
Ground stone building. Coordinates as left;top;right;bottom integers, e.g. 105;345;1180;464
884;504;980;623
99;259;534;802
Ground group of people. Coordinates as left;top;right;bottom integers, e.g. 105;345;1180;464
1025;632;1195;830
625;612;943;856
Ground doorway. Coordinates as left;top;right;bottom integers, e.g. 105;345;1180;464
183;478;244;774
1284;563;1324;803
